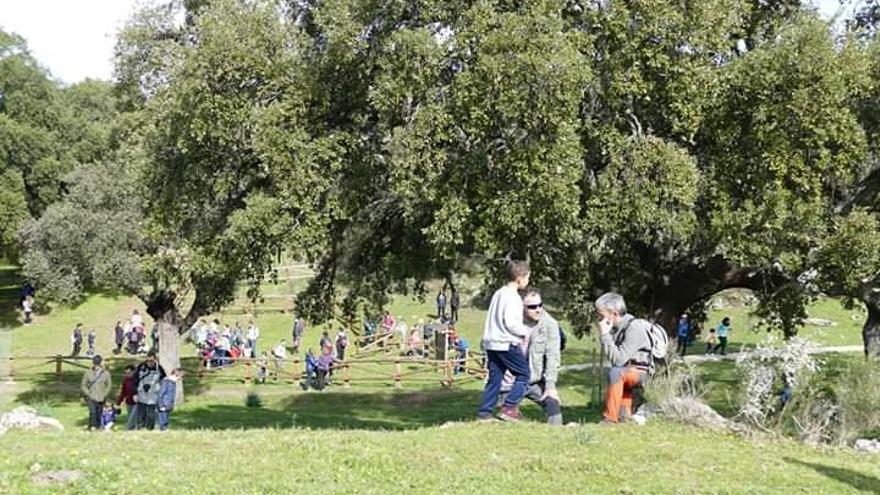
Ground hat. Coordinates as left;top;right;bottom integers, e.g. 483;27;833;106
92;355;103;366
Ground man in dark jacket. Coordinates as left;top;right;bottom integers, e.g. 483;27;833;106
116;364;138;430
132;351;166;430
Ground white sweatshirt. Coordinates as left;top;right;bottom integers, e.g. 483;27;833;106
482;285;530;351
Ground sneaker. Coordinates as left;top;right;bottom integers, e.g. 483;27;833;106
477;413;496;423
497;405;521;423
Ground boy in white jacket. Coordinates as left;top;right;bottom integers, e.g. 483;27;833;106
478;260;532;422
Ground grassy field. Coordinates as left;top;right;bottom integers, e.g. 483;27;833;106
2;421;880;494
3;263;880;493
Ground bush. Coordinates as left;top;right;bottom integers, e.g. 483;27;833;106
245;392;262;408
643;362;700;407
734;337;819;427
833;358;880;445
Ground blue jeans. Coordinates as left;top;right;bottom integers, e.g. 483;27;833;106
479;345;530;416
158;410;171;431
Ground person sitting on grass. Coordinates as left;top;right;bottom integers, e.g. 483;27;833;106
101;402;120;431
596;292;654;424
158;368;182;432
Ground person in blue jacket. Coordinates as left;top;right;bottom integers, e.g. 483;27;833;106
157;368;182;431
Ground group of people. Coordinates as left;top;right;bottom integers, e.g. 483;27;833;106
70;310;157;357
435;288;462;322
478;261;563;425
80;351;183;431
676;315;733;356
187;318;261;368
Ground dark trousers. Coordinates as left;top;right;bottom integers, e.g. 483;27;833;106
499;382;563;424
478;345;530;416
87;399;102;429
136;403;158;430
713;336;728;355
316;369;328;390
450;306;459;322
677;337;688;356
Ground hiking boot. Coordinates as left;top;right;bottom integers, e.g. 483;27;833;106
497;405;522;423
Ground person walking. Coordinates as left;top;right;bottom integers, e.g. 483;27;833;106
676;315;690;357
81;355;112;431
86;328;97;357
713;317;732;355
477;260;532;422
292;318;305;354
71;324;84;357
116;364;139;430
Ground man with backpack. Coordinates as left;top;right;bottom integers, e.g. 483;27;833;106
595;292;667;424
132;351;166;430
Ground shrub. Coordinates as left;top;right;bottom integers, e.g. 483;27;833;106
245;392;262;408
734;336;819;427
642;362;700;407
833;358;880;445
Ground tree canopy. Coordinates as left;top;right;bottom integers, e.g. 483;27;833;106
15;0;880;357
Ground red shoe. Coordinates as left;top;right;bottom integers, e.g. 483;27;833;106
498;405;521;423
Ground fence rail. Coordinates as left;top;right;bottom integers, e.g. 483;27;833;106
1;351;488;390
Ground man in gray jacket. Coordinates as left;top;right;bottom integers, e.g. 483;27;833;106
81;355;112;431
596;292;654;423
499;288;563;425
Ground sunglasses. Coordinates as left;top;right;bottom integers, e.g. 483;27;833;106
525;303;544;310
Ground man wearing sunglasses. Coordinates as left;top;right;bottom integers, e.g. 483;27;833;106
498;289;563;425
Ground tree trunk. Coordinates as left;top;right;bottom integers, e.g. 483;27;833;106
146;290;185;405
863;289;880;358
157;317;184;405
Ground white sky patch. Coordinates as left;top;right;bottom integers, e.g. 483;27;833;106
0;0;140;84
0;0;864;85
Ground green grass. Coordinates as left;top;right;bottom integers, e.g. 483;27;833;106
4;263;880;493
2;421;880;494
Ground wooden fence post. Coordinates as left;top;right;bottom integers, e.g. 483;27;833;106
55;355;62;382
244;360;252;385
343;363;351;388
394;359;401;389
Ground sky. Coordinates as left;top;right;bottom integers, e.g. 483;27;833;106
0;0;859;85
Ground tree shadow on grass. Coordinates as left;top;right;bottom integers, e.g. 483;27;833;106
171;388;485;431
785;457;880;494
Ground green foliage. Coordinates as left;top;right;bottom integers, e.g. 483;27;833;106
245;391;263;408
833;358;880;444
